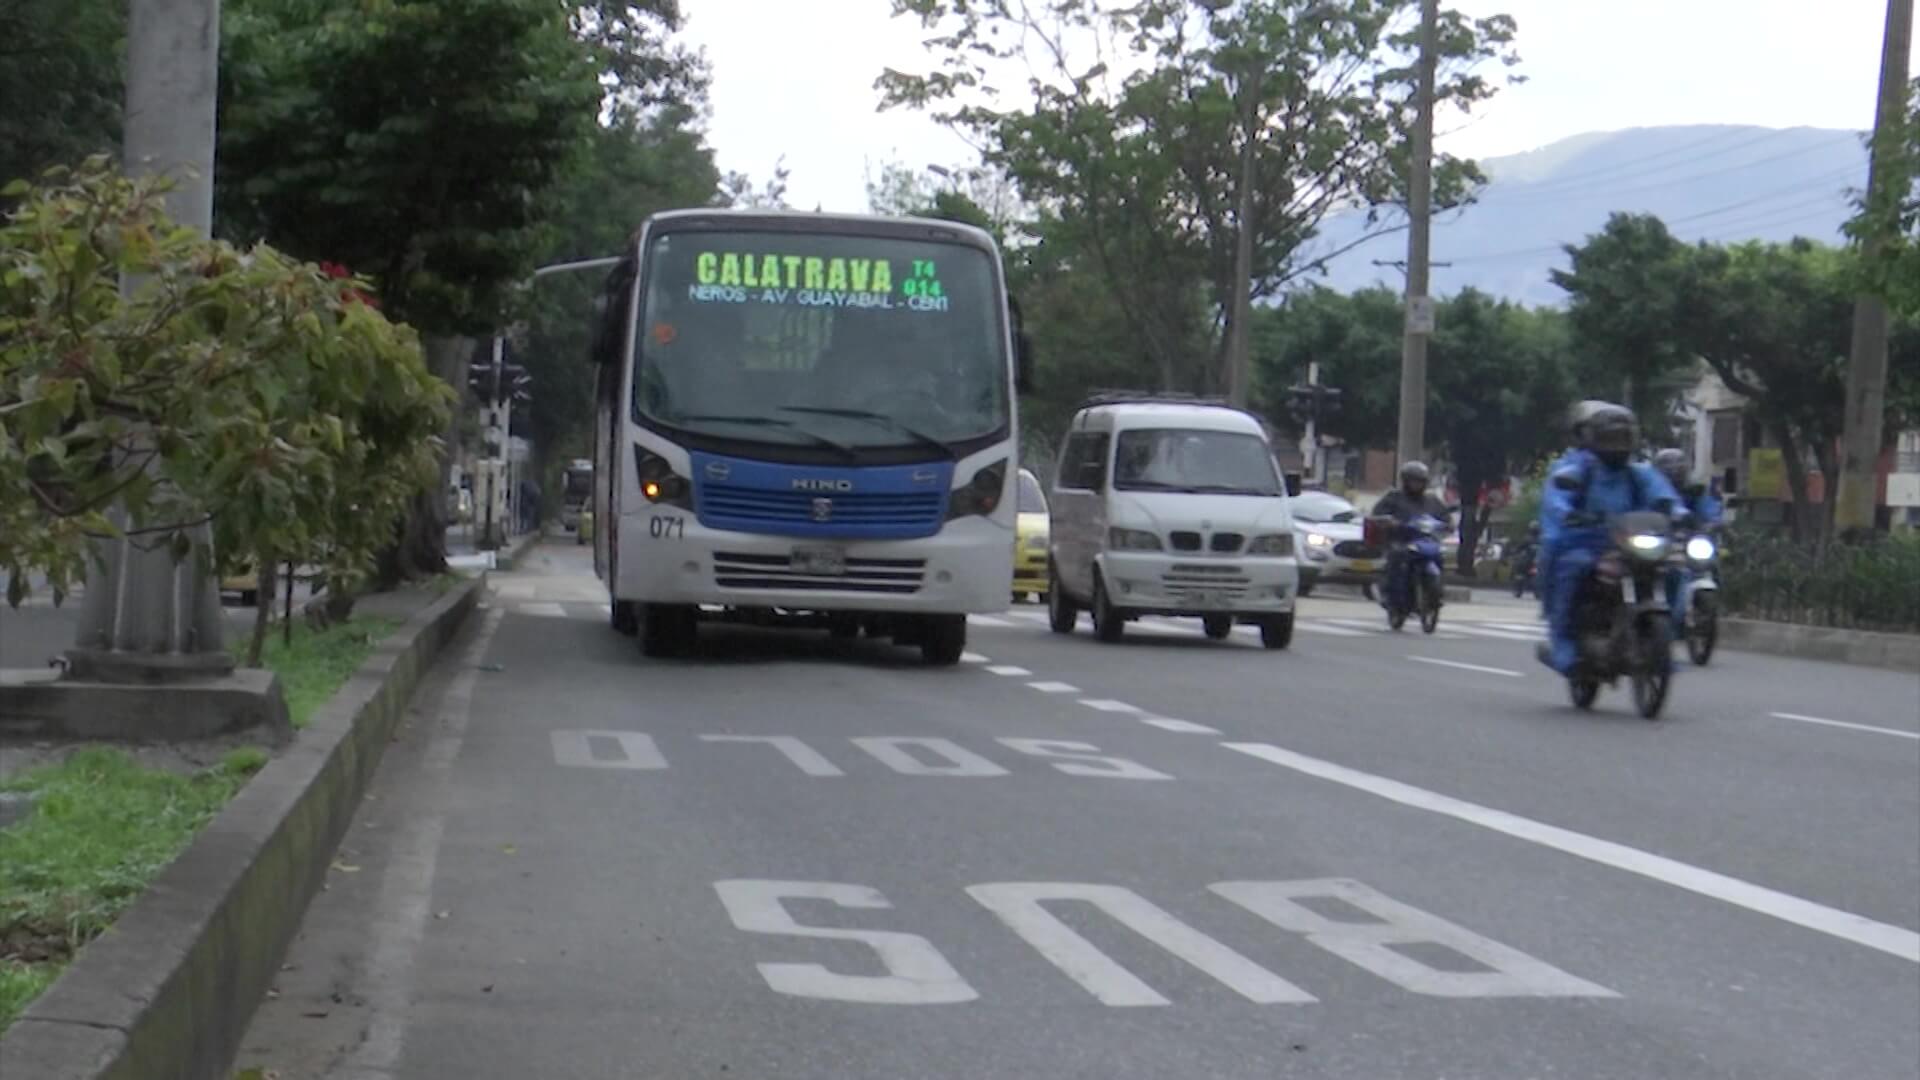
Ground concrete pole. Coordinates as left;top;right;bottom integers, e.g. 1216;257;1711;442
1835;0;1913;535
69;0;231;682
1395;0;1439;467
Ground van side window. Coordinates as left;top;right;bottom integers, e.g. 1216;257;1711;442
1056;432;1110;492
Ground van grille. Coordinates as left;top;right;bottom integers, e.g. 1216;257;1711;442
1162;563;1252;602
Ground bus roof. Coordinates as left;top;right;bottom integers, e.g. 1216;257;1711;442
640;208;1001;256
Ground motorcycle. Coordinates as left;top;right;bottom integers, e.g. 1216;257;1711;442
1677;525;1720;666
1380;514;1446;634
1565;510;1678;719
1509;542;1539;598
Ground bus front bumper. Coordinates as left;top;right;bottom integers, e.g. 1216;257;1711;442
615;512;1014;615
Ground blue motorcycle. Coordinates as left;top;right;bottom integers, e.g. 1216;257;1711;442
1383;514;1447;634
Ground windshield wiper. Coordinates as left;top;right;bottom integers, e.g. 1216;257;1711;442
672;413;857;459
1184;483;1281;496
778;405;958;460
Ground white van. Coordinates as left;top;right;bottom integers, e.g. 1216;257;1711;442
1046;395;1299;648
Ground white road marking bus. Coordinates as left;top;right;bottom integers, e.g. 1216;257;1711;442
589;210;1031;664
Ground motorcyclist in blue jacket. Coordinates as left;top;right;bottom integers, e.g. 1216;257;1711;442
1536;405;1684;675
1536;400;1615;619
1654;448;1723;634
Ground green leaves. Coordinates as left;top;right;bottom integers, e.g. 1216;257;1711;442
1;163;453;606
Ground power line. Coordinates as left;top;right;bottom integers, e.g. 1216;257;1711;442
1483;125;1766;195
1486;134;1858;207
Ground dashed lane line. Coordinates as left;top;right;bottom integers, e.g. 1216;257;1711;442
1408;656;1526;679
985;664;1034;677
1769;712;1920;741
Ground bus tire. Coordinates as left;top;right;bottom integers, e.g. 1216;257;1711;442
640;603;697;658
611;600;639;636
920;614;967;666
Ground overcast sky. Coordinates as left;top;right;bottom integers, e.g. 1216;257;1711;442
678;0;1912;213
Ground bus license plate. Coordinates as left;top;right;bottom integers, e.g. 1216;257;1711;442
793;548;847;576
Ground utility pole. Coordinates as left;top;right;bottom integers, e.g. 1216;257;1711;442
1835;0;1914;535
1394;0;1439;468
1225;76;1262;408
69;0;231;681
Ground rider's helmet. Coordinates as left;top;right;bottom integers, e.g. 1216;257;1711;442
1399;460;1431;498
1653;448;1690;490
1587;405;1638;469
1567;400;1613;449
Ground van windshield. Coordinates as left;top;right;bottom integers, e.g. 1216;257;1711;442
1113;428;1282;496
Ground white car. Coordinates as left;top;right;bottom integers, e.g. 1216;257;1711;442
1290;491;1382;596
1045;396;1300;648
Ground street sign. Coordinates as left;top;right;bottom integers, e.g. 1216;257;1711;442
1405;296;1436;335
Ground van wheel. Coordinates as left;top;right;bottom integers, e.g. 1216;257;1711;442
640;603;697;657
1260;613;1295;650
1202;615;1233;640
1091;573;1125;643
920;615;967;665
1047;562;1078;634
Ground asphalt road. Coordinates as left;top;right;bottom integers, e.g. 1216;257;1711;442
239;543;1920;1079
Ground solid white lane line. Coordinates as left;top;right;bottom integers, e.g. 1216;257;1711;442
968;614;1015;627
1222;741;1920;964
1449;625;1545;643
1409;655;1525;678
1143;718;1222;735
1078;699;1142;713
1769;712;1920;741
518;601;568;618
985;664;1033;677
1295;621;1370;637
960;652;990;664
1027;681;1081;694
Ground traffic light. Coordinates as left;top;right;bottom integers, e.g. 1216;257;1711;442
1287;382;1343;426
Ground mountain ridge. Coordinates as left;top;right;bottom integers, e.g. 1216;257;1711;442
1301;124;1869;307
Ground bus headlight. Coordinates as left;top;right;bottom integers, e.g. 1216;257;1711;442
633;445;692;509
946;458;1008;520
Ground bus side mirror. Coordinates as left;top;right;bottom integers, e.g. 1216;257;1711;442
1016;331;1036;394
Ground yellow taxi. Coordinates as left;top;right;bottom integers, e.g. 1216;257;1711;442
1013;467;1049;602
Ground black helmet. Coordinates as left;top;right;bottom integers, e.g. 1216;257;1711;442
1653;448;1689;487
1399;460;1430;494
1587;405;1638;467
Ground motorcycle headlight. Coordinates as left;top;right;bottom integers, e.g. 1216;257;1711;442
1248;533;1294;556
1685;536;1716;562
1107;526;1162;551
1627;533;1669;558
946;458;1008;520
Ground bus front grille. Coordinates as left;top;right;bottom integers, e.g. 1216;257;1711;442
698;484;946;538
712;552;926;594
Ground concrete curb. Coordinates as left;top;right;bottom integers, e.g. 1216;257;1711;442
498;530;541;570
1721;618;1920;672
0;577;484;1080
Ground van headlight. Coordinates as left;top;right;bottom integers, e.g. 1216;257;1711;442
1107;527;1162;551
1685;536;1716;563
1247;533;1294;556
1304;531;1333;549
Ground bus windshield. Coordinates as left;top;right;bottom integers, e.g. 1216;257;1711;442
632;229;1009;453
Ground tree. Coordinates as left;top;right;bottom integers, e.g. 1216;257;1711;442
1253;285;1572;570
515;101;724;480
1;163;451;659
1549;212;1701;427
217;0;603;583
879;0;1519;396
1424;290;1573;570
0;0;122;188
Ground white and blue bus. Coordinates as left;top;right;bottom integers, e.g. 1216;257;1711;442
589;210;1032;664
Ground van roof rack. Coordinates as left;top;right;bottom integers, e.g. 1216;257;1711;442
1077;389;1240;411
